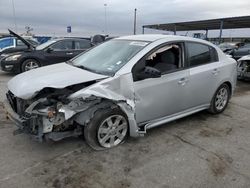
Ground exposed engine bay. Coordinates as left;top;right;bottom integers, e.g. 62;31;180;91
6;81;99;141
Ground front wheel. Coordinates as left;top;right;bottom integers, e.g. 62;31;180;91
84;106;129;150
21;59;40;72
208;83;230;114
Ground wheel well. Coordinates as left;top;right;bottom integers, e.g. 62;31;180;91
223;81;232;97
20;58;40;72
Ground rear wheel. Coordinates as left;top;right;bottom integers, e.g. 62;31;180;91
208;83;230;114
21;59;40;72
84;107;129;150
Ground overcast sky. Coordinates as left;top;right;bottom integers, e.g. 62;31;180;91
1;0;250;37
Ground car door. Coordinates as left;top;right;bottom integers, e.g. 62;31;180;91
185;42;220;108
44;40;74;64
73;39;92;56
132;42;190;123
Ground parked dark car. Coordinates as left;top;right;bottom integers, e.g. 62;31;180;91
232;43;250;60
0;32;93;73
218;42;244;55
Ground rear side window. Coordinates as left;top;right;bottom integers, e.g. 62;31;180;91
51;40;73;50
187;42;218;67
16;39;26;47
74;40;91;49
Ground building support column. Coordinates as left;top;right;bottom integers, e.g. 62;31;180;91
219;20;224;43
205;29;208;39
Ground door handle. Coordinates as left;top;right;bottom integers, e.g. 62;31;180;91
66;52;73;55
212;68;220;75
178;78;188;85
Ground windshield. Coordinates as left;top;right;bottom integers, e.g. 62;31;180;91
36;40;57;50
72;40;148;75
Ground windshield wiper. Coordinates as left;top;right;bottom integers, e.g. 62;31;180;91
66;61;92;71
74;65;96;72
66;60;72;64
69;62;112;76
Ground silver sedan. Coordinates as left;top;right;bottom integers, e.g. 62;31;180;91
4;34;237;150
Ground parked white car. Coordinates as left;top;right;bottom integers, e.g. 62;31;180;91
4;35;237;150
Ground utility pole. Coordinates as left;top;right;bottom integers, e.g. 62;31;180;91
11;0;17;32
104;3;107;35
133;8;137;35
25;26;33;36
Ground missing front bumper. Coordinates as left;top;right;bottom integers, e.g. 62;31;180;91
3;99;39;137
3;99;25;129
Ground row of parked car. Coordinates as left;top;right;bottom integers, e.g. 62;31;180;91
1;31;249;82
0;30;108;73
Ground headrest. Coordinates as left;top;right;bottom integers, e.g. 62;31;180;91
161;50;176;64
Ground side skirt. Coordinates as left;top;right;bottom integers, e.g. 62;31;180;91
137;104;210;135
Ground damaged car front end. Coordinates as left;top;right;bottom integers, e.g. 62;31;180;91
5;84;100;142
4;71;106;141
4;39;145;148
237;55;250;80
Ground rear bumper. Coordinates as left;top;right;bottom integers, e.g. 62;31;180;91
3;99;25;129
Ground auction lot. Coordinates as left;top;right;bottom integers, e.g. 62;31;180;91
0;71;250;188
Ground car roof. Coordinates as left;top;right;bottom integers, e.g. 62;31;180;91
116;34;202;42
116;34;220;50
53;37;90;41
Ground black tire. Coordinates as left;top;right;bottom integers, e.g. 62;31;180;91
84;106;129;150
21;59;40;72
208;83;230;114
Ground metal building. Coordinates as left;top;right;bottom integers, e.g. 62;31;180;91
143;15;250;43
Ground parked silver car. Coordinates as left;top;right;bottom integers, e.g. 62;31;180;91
4;35;237;150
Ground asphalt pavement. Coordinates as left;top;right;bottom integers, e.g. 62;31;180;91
0;71;250;188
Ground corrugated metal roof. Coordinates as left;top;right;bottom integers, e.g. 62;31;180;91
143;16;250;31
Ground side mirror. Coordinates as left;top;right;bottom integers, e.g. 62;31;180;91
138;66;161;80
46;47;53;53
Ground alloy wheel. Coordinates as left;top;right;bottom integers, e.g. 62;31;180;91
24;61;39;71
215;87;228;111
97;115;128;148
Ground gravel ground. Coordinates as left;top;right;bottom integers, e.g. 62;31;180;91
0;70;250;188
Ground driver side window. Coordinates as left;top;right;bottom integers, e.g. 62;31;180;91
132;42;184;81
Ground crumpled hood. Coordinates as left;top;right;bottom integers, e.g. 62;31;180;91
238;55;250;61
8;63;108;99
